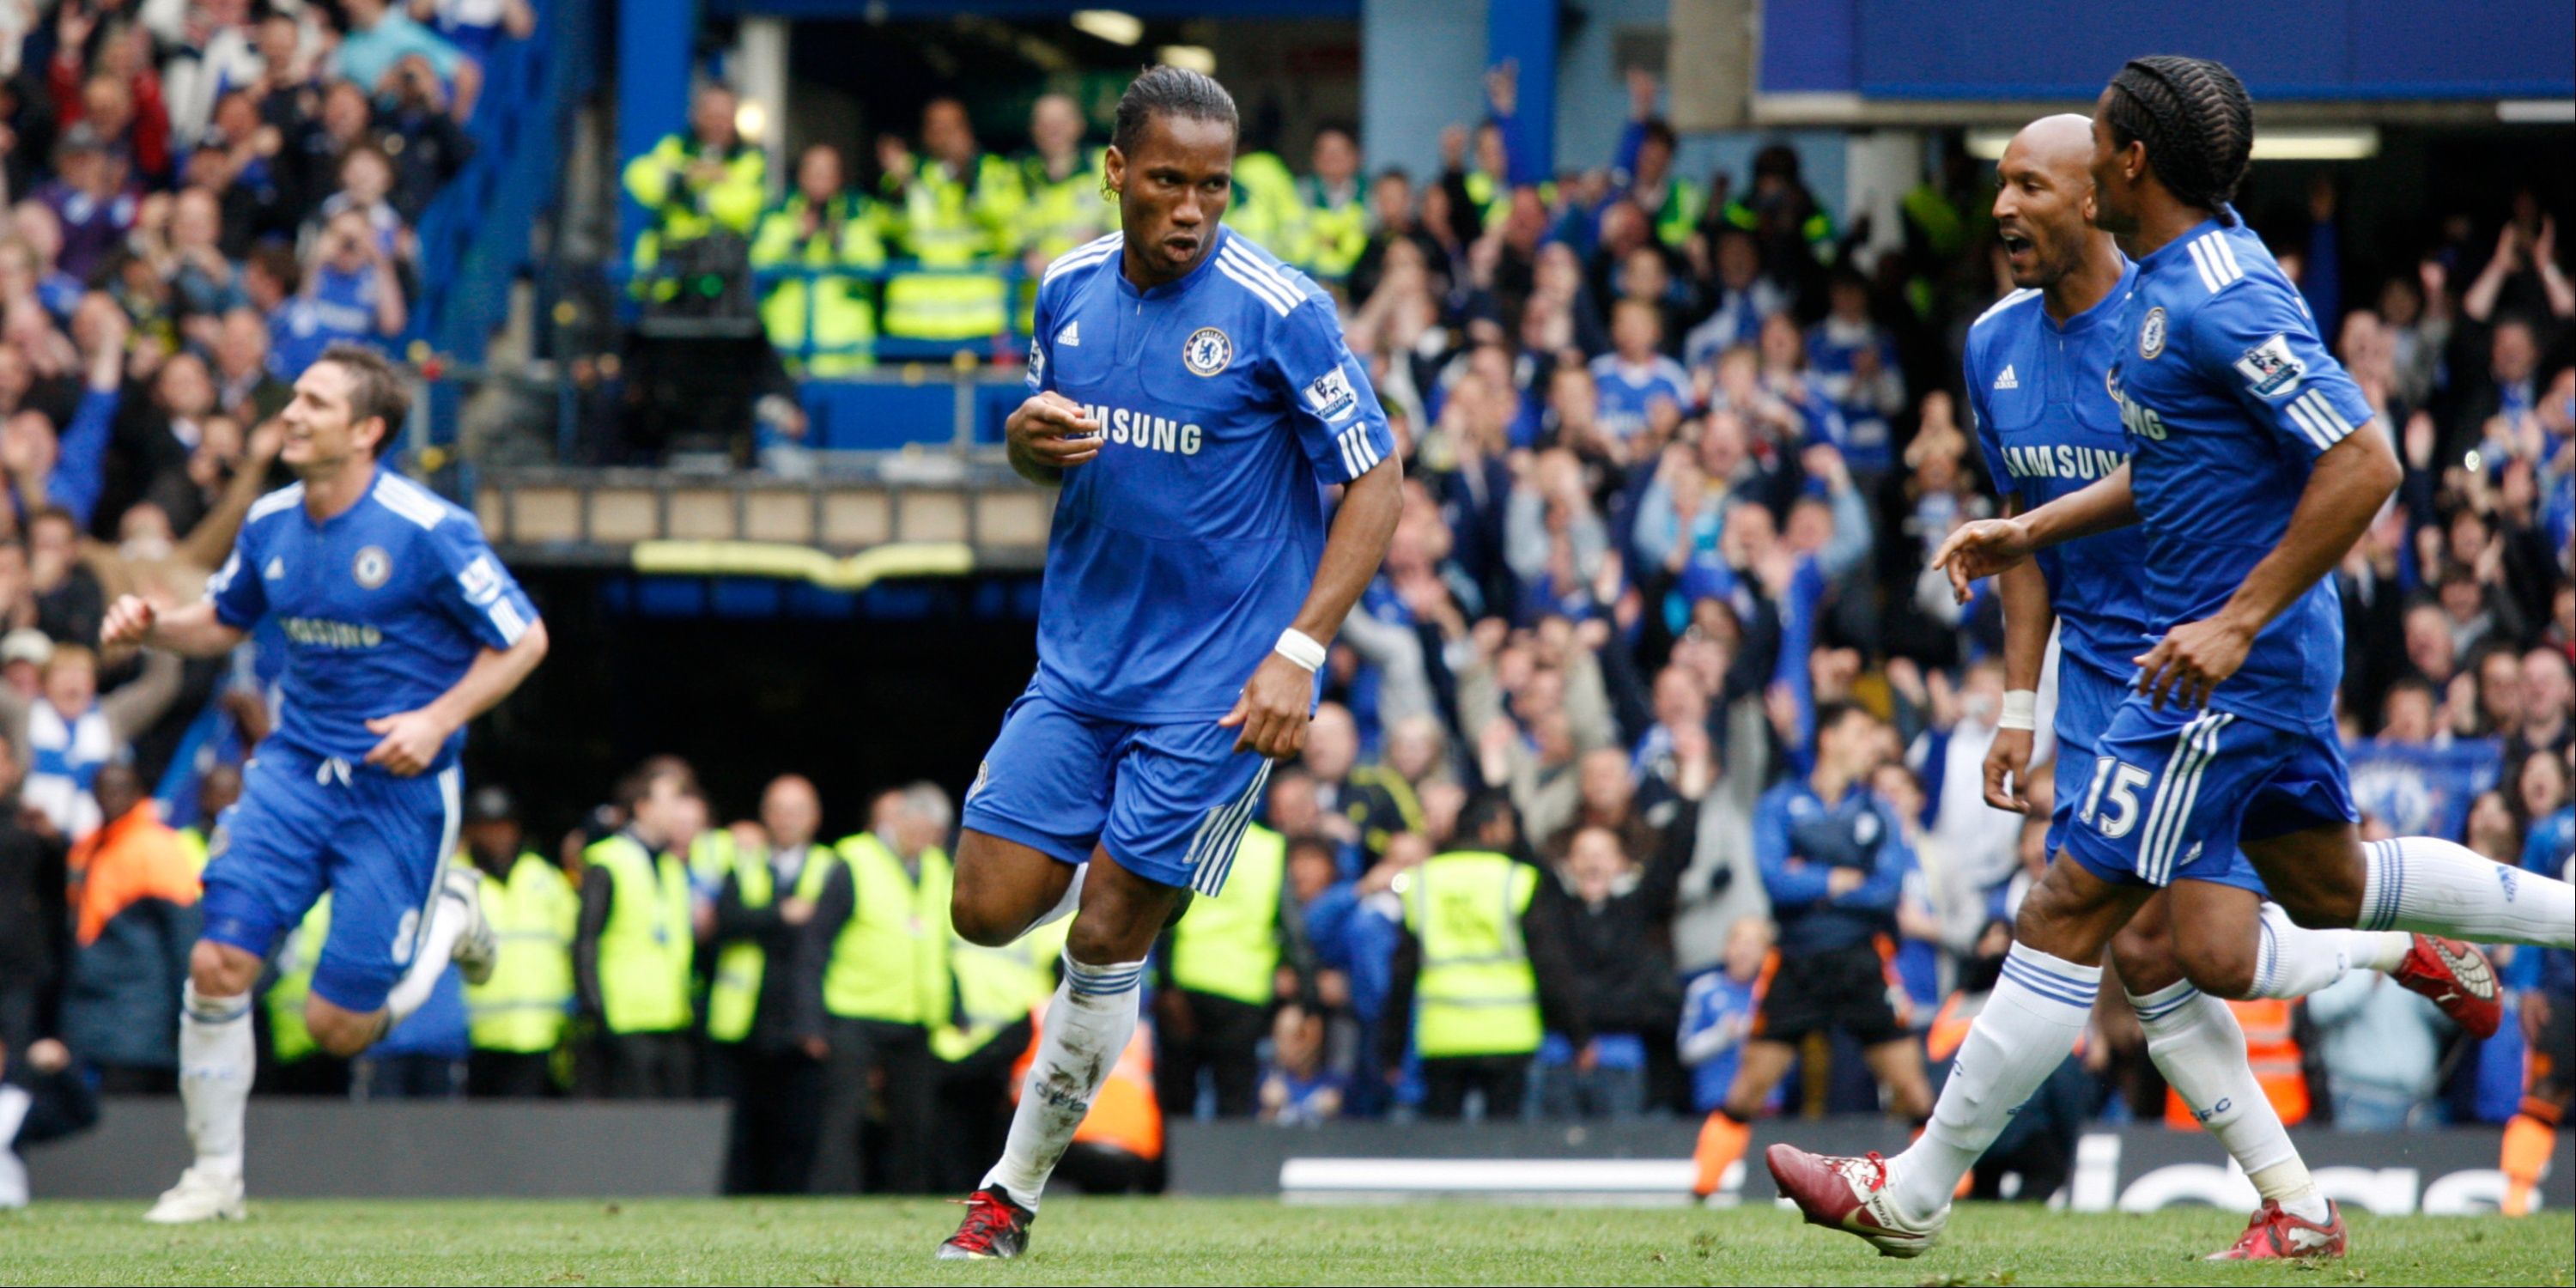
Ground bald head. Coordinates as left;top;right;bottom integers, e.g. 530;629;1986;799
2008;113;2096;184
762;775;820;848
1994;113;2115;295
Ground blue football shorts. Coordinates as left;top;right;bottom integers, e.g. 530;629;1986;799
961;683;1273;895
198;741;463;1013
2062;690;2354;893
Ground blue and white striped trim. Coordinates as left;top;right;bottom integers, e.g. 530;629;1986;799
1216;243;1306;318
1185;761;1275;897
373;473;452;531
2184;232;2245;294
2280;388;2357;453
1998;953;2099;1012
1970;288;2041;331
2128;981;2202;1024
1042;233;1122;284
2137;711;2232;886
246;483;307;524
1063;955;1145;997
2360;839;2405;932
1334;423;1382;480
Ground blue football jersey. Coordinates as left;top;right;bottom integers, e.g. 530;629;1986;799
208;469;540;767
1026;228;1395;721
1965;264;2149;687
2110;215;2375;734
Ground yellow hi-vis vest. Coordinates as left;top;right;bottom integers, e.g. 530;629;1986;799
265;896;331;1063
705;842;837;1044
466;853;578;1054
882;154;1019;342
586;833;695;1034
933;914;1067;1063
1013;148;1113;331
751;193;886;377
1403;850;1541;1059
823;833;952;1026
1168;823;1285;1007
621;134;766;284
1294;177;1369;281
1224;150;1301;257
1643;176;1706;250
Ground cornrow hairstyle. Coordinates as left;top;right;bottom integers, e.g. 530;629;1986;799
2104;55;2255;226
1110;65;1239;156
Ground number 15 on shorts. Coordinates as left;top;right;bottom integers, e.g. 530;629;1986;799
2081;756;2152;839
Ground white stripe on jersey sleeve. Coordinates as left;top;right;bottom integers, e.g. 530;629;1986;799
1219;244;1309;312
1042;235;1122;284
2185;239;2223;294
2209;234;2245;282
487;597;528;647
1216;258;1297;317
2281;395;2336;451
1334;426;1361;478
2295;389;2355;443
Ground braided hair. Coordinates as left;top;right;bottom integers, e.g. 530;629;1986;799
1111;65;1238;155
2104;55;2254;226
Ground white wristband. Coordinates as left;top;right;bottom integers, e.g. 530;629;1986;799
1999;690;2039;732
1274;629;1327;672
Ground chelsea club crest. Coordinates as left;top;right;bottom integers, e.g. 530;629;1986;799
353;545;392;588
2138;307;2168;360
1183;326;1232;377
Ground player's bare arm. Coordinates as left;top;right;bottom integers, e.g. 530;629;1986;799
1984;496;2057;813
1004;391;1100;486
1219;455;1401;758
365;621;551;776
100;595;247;660
2134;424;2399;711
1932;462;2138;602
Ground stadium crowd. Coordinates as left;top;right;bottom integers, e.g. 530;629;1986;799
0;58;2569;1205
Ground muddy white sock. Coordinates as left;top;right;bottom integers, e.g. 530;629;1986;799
179;981;255;1177
2360;836;2574;947
2248;902;2410;999
978;954;1142;1210
1884;943;2098;1222
2129;980;2319;1221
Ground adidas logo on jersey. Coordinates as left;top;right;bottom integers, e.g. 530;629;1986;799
1993;365;2019;390
264;557;285;580
1057;321;1080;347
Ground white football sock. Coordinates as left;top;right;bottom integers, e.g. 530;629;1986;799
1884;943;2099;1223
978;953;1143;1210
1027;863;1088;934
0;1084;29;1209
2127;981;2326;1222
2248;902;2409;999
382;885;472;1026
179;981;255;1178
2360;836;2575;948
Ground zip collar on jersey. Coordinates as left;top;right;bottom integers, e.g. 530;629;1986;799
1113;224;1228;303
2131;206;2241;282
2045;259;2137;337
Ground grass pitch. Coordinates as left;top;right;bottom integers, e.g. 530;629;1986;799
3;1197;2568;1286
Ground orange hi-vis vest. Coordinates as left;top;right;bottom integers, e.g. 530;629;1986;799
1012;1005;1163;1162
2166;998;2308;1128
1926;990;2088;1065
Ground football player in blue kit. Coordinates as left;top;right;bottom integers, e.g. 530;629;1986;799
99;344;548;1223
1771;60;2573;1260
1803;113;2495;1261
934;66;1400;1260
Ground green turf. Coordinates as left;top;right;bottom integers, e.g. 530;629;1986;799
2;1197;2567;1286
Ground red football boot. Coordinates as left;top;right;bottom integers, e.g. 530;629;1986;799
1764;1144;1945;1259
2391;935;2502;1039
935;1188;1035;1261
2207;1200;2348;1261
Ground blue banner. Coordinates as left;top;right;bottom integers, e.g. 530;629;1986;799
2343;738;2505;841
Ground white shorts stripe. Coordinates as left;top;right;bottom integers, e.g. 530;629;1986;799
1188;762;1273;896
2135;710;2215;883
2154;714;2231;884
